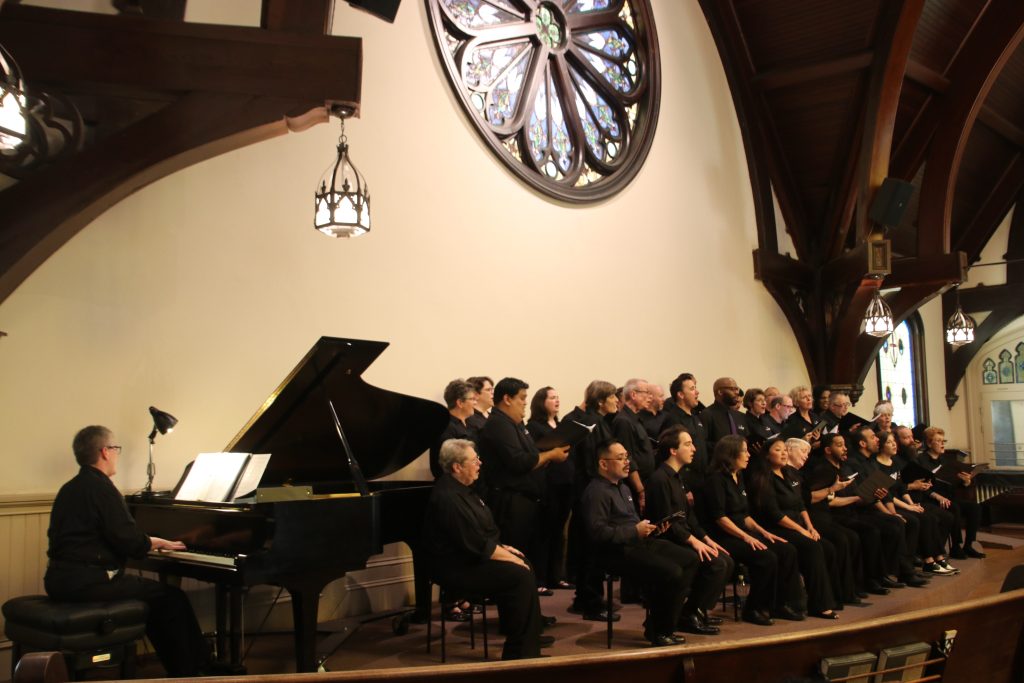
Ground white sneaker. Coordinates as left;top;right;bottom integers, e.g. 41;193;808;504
938;559;960;574
923;562;954;575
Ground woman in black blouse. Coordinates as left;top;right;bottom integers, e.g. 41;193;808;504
875;431;957;576
527;386;568;594
782;385;821;447
749;440;839;618
706;435;804;625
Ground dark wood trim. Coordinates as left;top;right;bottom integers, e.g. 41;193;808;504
260;0;334;33
752;51;872;91
830;0;923;260
916;4;1024;257
954;153;1024;260
59;591;1024;683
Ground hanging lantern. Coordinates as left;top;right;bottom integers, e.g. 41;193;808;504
863;289;894;338
945;303;976;348
313;109;370;238
0;42;29;152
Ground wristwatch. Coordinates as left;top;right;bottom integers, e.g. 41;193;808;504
827;491;836;502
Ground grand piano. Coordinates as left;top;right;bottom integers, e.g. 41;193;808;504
127;337;448;673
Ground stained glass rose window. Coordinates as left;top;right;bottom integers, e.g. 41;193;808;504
425;0;661;202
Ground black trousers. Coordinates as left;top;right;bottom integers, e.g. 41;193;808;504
861;509;915;578
489;489;545;571
919;501;955;557
598;537;695;636
431;559;542;660
767;525;836;613
45;566;209;677
947;498;982;550
835;511;886;581
810;514;862;600
711;531;802;614
668;543;733;615
539;482;573;587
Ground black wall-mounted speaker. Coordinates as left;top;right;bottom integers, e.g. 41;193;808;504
348;0;401;22
869;177;915;227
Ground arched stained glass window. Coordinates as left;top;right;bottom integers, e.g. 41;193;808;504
425;0;661;202
876;315;928;428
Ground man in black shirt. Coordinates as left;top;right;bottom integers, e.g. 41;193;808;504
701;377;749;453
639;384;666;441
660;373;710;492
429;379;478;478
763;395;791;438
478;378;569;570
645;426;731;635
581;439;696;647
45;426;210;677
611;378;656;510
422;439;544;659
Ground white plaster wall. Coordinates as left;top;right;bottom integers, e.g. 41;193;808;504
0;1;810;495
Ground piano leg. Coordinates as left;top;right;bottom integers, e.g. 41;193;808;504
289;587;322;673
214;585;228;662
230;588;243;667
411;546;432;623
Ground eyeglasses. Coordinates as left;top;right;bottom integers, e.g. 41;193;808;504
601;455;629;462
104;445;122;453
459;457;482;466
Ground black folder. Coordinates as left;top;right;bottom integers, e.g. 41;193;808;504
533;418;598;451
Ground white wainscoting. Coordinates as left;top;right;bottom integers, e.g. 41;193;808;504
0;493;416;680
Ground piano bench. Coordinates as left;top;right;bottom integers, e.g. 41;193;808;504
3;595;147;681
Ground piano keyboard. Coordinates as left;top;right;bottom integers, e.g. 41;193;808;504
148;549;240;569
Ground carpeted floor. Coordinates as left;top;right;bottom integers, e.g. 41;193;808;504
123;532;1024;677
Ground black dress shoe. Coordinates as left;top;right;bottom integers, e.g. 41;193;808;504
537;588;554;596
541;615;557;627
696;608;724;626
902;576;929;588
809;610;839;620
880;577;906;589
581;609;620;622
678;612;720;635
645;632;684;647
865;581;891;596
949;548;967;560
965;546;987;559
771;606;806;622
538;634;555;647
742;610;774;626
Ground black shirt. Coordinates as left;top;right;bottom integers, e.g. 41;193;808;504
562;406;610;486
781;410;818;440
702;401;749;453
528;418;572;486
659;402;710;488
611;407;656;483
645;461;708;545
467;410;488;434
478;409;544;498
580;476;641;551
47;466;151;570
429;414;475;479
639;409;665;445
807;457;859;518
752;468;807;527
705;470;752;531
422;474;500;570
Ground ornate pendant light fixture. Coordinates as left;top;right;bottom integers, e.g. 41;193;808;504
863;288;894;338
314;106;370;238
945;286;976;348
0;42;29;152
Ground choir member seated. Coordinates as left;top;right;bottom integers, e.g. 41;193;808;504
421;438;546;660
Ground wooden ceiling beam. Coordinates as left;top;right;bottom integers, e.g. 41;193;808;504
954;152;1024;260
752;249;814;289
916;3;1024;257
261;0;334;33
853;0;923;245
698;0;811;261
752;51;872;91
0;4;360;107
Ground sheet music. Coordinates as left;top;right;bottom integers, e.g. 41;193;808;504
175;452;250;502
231;454;271;501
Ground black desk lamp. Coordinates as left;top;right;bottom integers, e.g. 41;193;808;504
144;406;178;495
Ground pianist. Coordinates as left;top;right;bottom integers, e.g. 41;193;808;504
422;438;544;660
45;426;211;677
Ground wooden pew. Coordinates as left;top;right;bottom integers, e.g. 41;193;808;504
14;590;1024;683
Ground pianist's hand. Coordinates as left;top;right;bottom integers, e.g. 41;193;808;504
150;536;187;552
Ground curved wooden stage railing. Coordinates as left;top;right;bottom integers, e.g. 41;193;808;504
15;590;1024;683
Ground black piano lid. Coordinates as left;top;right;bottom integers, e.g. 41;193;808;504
224;336;448;486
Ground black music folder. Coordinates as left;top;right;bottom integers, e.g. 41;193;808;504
533;419;597;450
900;459;941;484
934;460;988;485
852;468;897;504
